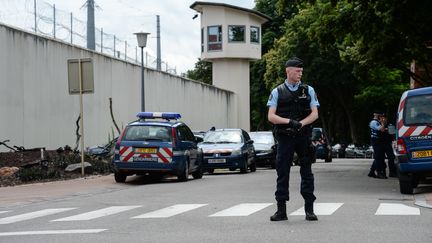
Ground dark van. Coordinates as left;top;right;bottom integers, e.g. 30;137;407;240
395;87;432;194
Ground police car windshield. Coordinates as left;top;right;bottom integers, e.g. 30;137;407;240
122;125;172;142
203;131;242;144
404;94;432;126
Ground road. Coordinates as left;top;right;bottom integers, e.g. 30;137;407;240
0;159;431;243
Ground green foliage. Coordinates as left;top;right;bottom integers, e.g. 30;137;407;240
304;0;432;86
250;0;299;131
185;58;212;85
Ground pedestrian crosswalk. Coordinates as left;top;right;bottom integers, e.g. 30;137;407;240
0;202;422;225
290;203;344;216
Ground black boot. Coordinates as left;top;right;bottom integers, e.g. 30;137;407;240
270;202;287;221
368;170;376;178
305;204;318;221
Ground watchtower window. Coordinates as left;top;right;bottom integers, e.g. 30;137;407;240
250;26;260;44
228;25;245;42
208;25;222;51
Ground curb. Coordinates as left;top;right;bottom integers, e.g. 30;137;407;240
414;193;432;209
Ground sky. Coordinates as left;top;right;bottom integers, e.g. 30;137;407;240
1;0;256;74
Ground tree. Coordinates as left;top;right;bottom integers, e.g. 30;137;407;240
303;0;432;86
250;0;299;131
185;58;212;85
262;0;410;144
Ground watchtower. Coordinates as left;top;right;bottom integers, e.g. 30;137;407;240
190;2;270;131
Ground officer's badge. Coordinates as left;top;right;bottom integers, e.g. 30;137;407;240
299;87;307;99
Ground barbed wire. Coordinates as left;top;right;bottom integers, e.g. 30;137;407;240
0;0;177;74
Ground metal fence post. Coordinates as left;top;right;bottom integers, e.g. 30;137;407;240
34;0;37;33
101;28;103;53
70;13;73;44
53;4;56;38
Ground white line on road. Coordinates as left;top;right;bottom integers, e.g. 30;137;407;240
132;204;207;218
52;206;142;221
0;211;9;214
290;203;344;216
0;229;107;236
0;208;76;224
375;203;420;215
209;203;273;217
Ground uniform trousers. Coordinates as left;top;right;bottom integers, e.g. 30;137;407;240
274;132;316;206
370;138;385;174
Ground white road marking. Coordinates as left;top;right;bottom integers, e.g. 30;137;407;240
290;203;344;216
375;203;420;215
132;204;207;218
52;206;142;221
0;229;107;236
0;208;75;224
0;211;9;214
209;203;273;217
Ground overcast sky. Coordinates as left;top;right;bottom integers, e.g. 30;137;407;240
27;0;256;74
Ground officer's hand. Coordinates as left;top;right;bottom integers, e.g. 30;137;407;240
288;119;302;130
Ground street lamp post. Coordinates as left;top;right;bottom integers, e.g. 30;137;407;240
134;32;150;112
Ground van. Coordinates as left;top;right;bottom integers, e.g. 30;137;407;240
395;87;432;194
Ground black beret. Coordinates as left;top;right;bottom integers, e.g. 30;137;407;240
285;57;303;68
373;110;385;116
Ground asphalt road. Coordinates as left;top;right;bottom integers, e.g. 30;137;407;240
0;159;431;243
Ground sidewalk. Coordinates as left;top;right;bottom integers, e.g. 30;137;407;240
0;174;122;207
415;192;432;209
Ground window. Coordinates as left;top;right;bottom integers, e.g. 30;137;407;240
208;25;222;51
228;25;245;42
123;125;171;142
177;125;195;142
201;28;204;52
250;26;260;43
404;94;432;125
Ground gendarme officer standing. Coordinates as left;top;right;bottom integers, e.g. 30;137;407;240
267;57;320;222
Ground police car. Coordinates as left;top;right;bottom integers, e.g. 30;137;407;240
395;87;432;194
112;112;203;182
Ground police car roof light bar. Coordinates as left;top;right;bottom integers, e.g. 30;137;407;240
136;112;181;120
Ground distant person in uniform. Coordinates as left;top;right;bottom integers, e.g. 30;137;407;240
267;57;320;222
368;111;387;179
381;114;397;177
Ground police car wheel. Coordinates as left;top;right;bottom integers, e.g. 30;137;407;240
114;172;127;183
398;171;414;194
250;160;257;172
240;156;248;173
178;161;189;182
192;166;203;179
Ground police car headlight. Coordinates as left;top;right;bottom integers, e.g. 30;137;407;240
231;148;242;156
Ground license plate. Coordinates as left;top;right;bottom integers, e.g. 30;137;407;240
135;148;157;154
133;157;158;162
208;158;226;163
412;150;432;158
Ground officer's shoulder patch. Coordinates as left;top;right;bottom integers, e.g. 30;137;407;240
268;93;273;101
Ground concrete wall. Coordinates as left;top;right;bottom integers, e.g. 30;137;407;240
0;24;237;151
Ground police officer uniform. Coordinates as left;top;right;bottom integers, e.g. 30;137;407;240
267;57;320;221
382;121;397;177
368;112;387;179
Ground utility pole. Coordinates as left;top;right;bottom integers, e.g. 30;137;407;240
86;0;95;50
156;15;161;71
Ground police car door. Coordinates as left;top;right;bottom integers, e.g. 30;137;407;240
178;125;199;167
243;130;255;161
